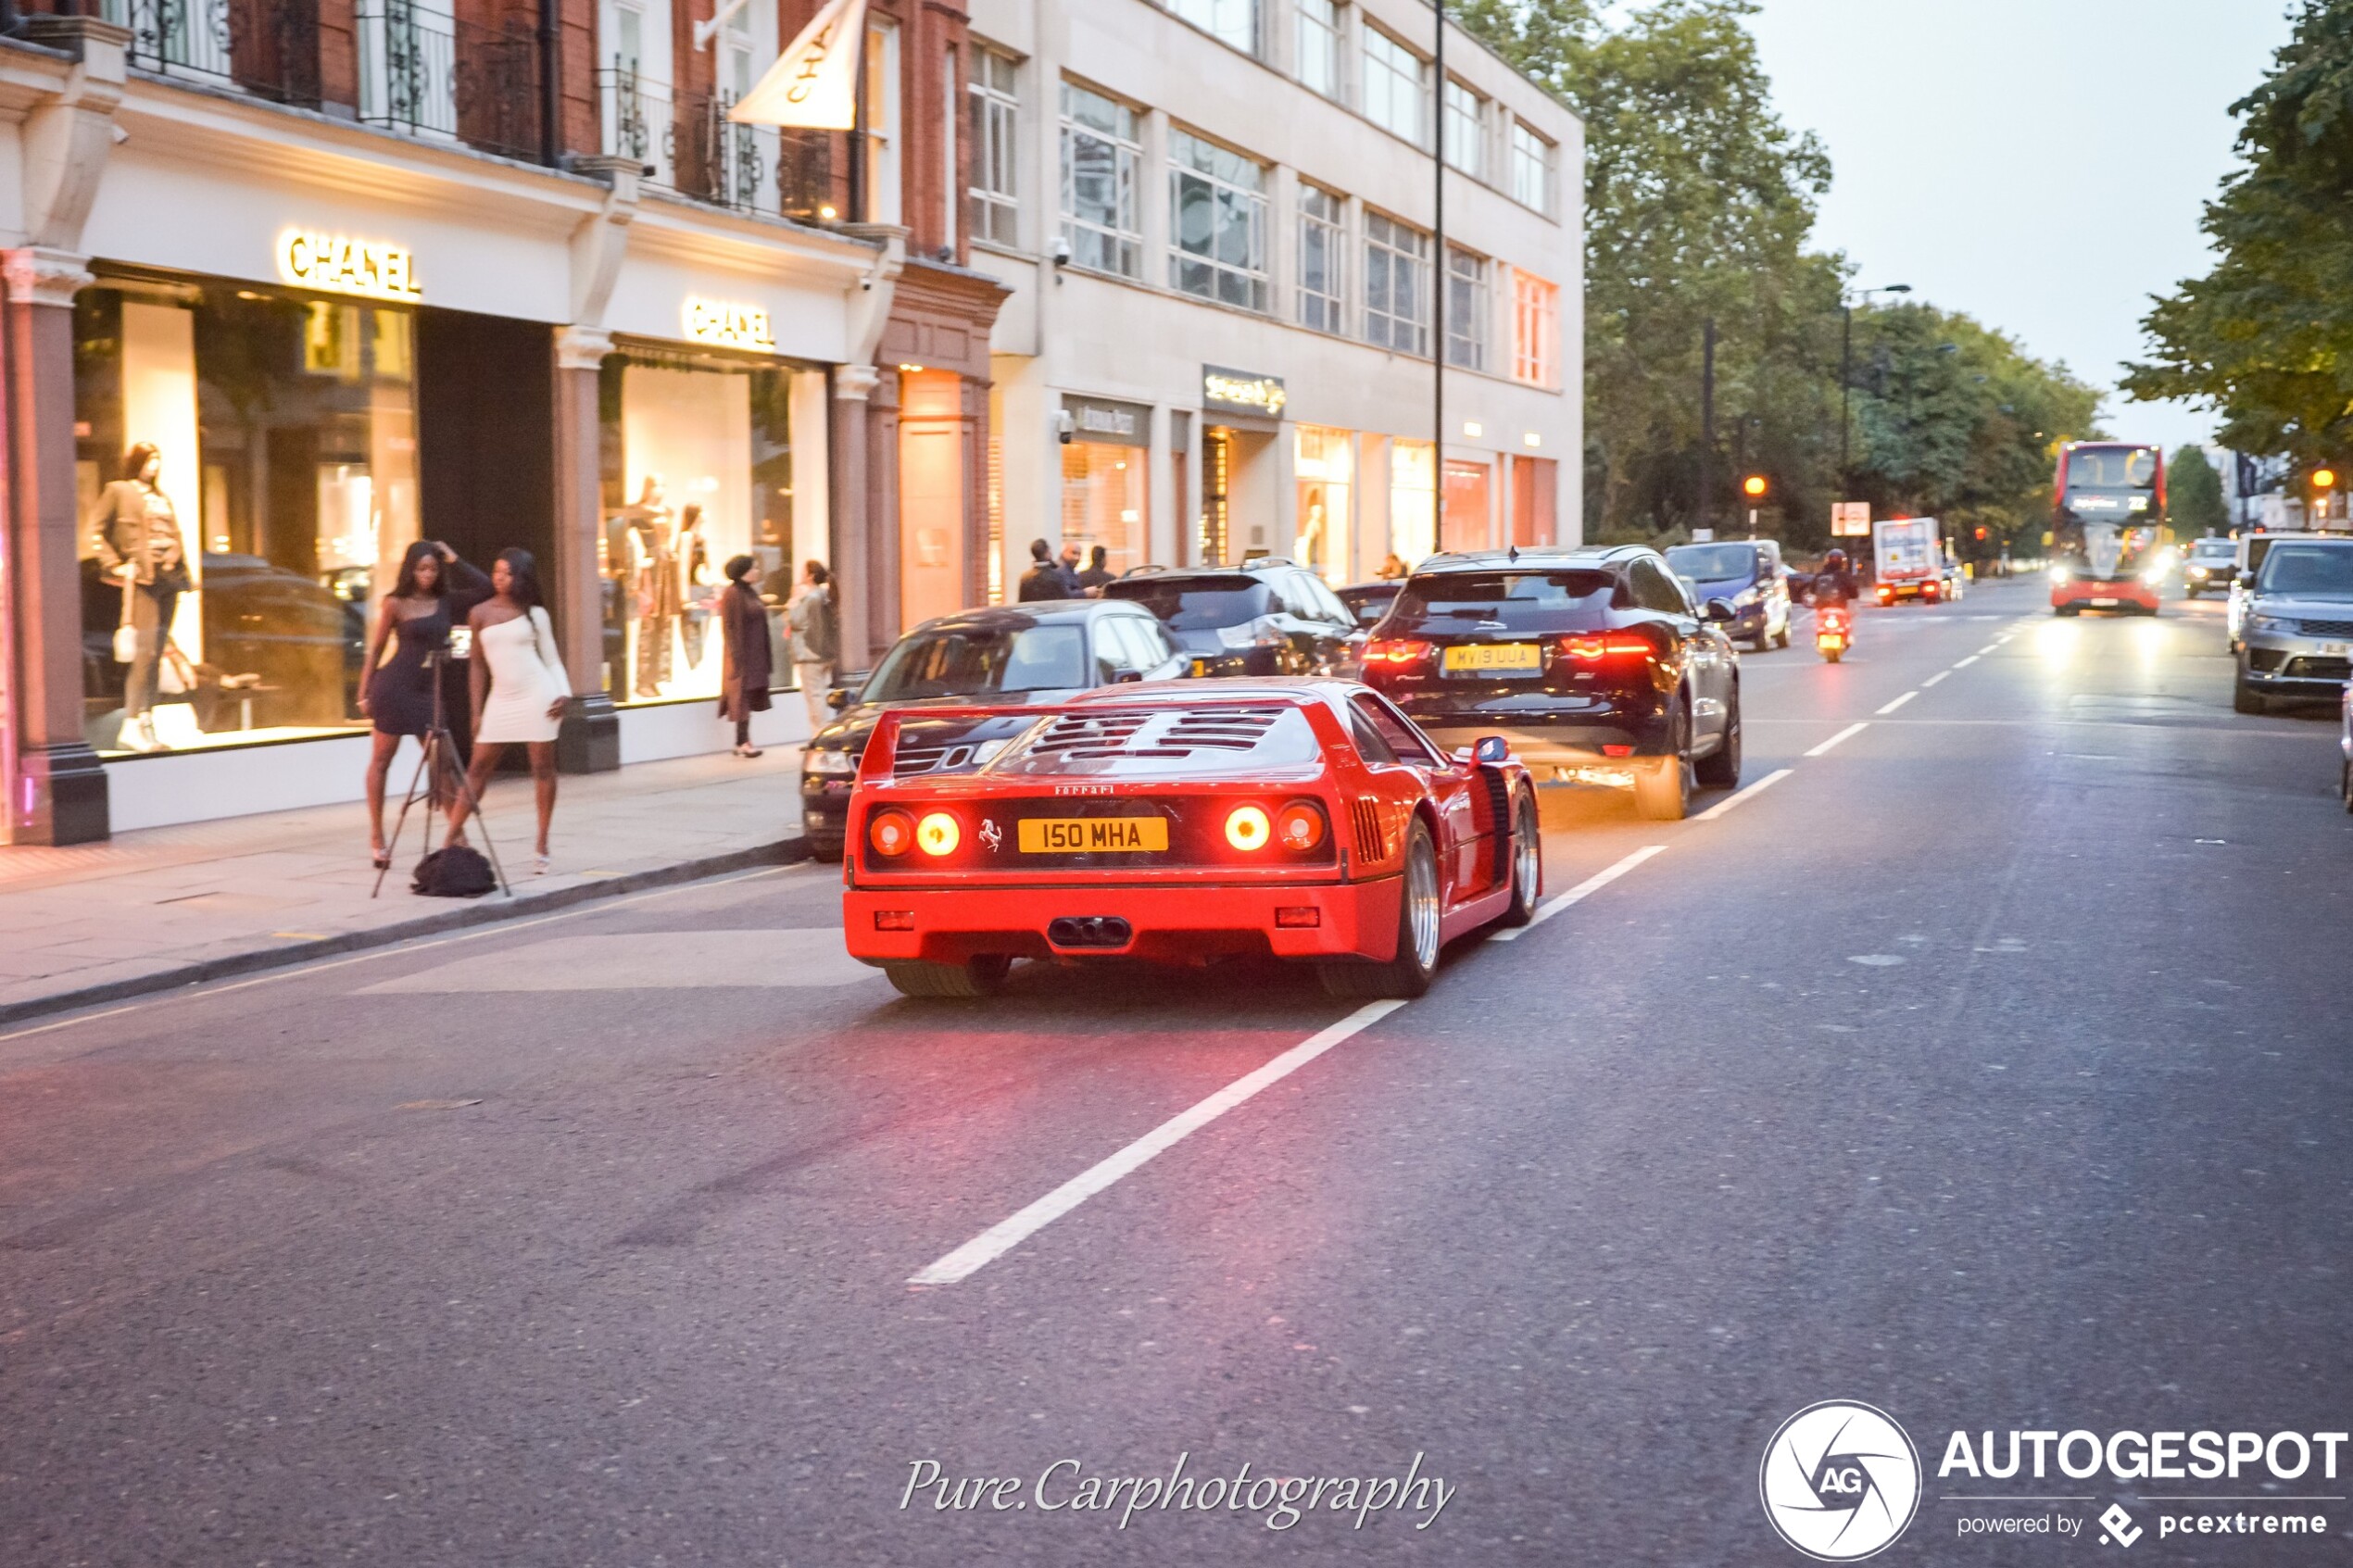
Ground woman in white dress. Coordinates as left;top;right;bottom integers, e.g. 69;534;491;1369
445;549;569;874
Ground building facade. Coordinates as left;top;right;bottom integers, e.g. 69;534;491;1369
964;0;1582;596
0;0;1002;844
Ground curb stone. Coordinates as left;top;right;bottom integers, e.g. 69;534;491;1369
0;835;814;1030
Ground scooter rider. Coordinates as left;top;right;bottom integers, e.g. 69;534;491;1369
1811;549;1860;608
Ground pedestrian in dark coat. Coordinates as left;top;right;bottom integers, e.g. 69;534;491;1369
1017;538;1071;601
717;554;773;758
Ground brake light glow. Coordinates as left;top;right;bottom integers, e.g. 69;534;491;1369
868;809;915;857
1363;637;1435;666
1559;633;1655;662
1225;804;1272;851
915;811;961;857
1275;801;1327;851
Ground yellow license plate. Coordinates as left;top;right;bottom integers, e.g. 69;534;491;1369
1443;643;1542;672
1018;817;1169;853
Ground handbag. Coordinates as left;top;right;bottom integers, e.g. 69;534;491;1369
112;572;136;663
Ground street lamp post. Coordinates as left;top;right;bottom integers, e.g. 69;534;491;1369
1839;282;1913;497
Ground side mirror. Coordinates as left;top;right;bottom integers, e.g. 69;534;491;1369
1113;670;1143;684
1702;597;1738;623
1473;734;1511;765
825;686;855;712
2238;571;2256;590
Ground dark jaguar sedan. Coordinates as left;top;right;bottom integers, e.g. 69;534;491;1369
1360;546;1743;821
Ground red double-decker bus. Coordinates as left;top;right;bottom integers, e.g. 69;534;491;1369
2050;442;2169;614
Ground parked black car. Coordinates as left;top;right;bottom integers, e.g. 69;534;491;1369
1337;580;1403;630
1103;558;1364;678
799;599;1188;859
1361;546;1742;821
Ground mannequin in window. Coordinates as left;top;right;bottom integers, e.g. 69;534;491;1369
622;475;673;696
89;442;189;753
674;502;714;670
1298;488;1327;573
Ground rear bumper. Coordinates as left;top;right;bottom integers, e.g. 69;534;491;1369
1876;579;1941;602
2054;580;2158;611
843;877;1403;965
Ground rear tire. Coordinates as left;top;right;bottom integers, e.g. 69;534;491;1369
1499;790;1541;928
1632;704;1693;822
1319;822;1441;999
1694;690;1743;789
2055;604;2080;617
810;840;844;864
884;955;1013;999
2342;758;2353;813
1820;647;1843;664
1773;627;1790;649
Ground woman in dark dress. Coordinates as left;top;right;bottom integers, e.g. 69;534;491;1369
359;541;486;867
716;554;772;758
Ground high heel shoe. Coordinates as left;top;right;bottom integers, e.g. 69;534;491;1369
370;846;391;871
533;852;551;877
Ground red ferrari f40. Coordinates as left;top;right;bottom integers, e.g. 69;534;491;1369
839;681;1541;999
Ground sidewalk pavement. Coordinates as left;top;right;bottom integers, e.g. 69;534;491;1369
0;747;811;1025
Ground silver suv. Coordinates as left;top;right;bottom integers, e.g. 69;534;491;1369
2235;535;2353;714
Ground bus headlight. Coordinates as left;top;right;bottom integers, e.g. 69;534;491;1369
2049;566;2073;585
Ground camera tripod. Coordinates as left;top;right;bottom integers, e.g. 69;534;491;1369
371;648;512;899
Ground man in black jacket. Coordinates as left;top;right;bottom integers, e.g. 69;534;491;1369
1017;538;1071;602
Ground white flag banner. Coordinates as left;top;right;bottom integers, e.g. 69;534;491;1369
730;0;868;129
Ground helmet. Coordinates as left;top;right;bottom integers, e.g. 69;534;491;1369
1823;549;1848;570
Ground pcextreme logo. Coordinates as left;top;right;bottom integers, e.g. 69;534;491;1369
1761;1400;1923;1562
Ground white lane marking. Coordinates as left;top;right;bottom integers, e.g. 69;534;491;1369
1952;654;1981;669
1805;722;1869;757
1921;671;1951;687
1692;769;1793;822
1976;644;2000;656
1491;844;1669;940
1876;691;1919;715
908;999;1409;1286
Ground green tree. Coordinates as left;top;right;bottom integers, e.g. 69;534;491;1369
2168;445;2231;535
1457;0;2086;553
1844;302;2103;557
1457;0;1845;541
2124;1;2353;462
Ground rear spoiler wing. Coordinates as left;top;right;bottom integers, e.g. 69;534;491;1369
855;694;1334;786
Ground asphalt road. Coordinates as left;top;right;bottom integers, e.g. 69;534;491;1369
3;578;2349;1567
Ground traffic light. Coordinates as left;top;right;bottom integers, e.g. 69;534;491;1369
2315;467;2338;492
1741;474;1768;500
1973;525;1989;542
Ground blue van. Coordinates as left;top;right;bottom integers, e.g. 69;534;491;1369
1666;539;1791;652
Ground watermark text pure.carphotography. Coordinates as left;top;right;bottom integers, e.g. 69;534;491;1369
898;1452;1455;1531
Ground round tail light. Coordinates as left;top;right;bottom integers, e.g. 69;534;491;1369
1225;804;1271;851
868;809;915;857
915;811;961;857
1275;801;1326;851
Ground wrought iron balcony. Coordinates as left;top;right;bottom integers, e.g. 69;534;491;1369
107;0;318;105
598;62;777;216
355;3;542;163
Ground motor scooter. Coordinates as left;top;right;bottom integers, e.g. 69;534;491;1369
1816;604;1853;663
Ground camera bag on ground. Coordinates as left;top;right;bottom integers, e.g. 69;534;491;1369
412;845;497;898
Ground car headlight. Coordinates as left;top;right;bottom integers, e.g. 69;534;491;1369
2248;614;2293;635
1733;587;1761;608
2187;565;2209;579
804;748;858;776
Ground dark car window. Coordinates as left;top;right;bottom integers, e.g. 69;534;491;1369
1632;559;1692;615
1352;693;1443;768
1104;576;1275;630
1349;709;1399;765
1099;615;1159;674
1386;570;1616;633
1665;544;1764;583
1302;574;1354;626
867;624;1089;699
2258;545;2353;599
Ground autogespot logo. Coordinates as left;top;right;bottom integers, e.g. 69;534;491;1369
1760;1400;1923;1562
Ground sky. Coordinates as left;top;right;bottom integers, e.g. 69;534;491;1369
1740;0;2296;455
